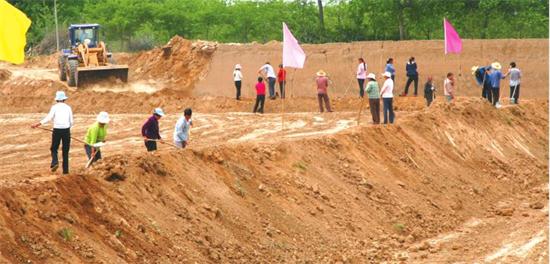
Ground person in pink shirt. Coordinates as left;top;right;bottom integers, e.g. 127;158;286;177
253;76;266;113
315;70;332;113
356;58;367;97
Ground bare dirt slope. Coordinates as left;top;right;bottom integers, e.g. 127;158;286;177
0;37;548;263
194;39;548;98
0;98;547;263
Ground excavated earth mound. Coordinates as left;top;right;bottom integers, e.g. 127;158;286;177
0;99;547;263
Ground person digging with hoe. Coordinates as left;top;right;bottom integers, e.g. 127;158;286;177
84;112;110;166
31;91;74;174
142;108;165;152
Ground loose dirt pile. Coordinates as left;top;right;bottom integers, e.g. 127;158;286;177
0;99;547;263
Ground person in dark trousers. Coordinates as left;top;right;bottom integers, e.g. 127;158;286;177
504;62;521;104
356;58;367;98
253;77;266;113
403;56;418;96
315;70;332;113
424;76;436;106
380;72;395;124
365;73;380;124
142;108;164;151
472;65;492;102
277;64;286;99
84;111;109;166
233;64;243;100
32;91;74;174
385;58;396;82
258;62;277;99
489;62;504;107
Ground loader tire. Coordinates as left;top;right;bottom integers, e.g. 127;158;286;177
58;56;67;81
67;60;78;87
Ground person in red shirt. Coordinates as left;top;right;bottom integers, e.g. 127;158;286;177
253;76;266;113
277;64;286;99
315;70;332;113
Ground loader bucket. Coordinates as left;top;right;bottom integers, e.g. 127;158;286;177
76;65;129;87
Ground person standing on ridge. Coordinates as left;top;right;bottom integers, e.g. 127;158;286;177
365;73;380;124
385;58;396;82
173;108;193;149
233;64;243;100
380;72;395;124
253;77;266;113
402;57;418;96
489;62;504;107
277;64;286;99
315;70;333;113
142;108;164;152
84;112;109;166
356;58;367;98
504;62;521;104
258;62;277;100
444;72;455;103
424;76;436;106
31;91;74;174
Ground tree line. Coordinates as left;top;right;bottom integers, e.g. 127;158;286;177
10;0;549;53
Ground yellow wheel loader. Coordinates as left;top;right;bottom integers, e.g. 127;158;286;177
58;24;128;87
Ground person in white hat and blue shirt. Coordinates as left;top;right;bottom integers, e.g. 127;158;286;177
141;108;165;152
233;64;243;100
83;111;110;166
173;108;193;149
31;91;74;174
489;62;505;107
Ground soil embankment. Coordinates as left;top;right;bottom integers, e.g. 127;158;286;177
0;99;547;263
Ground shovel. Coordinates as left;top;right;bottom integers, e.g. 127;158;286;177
85;142;105;168
510;84;518;104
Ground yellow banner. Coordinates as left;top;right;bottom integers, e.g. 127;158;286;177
0;0;31;64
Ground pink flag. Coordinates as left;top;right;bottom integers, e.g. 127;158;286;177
283;22;306;68
444;18;462;54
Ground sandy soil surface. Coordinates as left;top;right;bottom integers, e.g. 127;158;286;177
0;37;547;263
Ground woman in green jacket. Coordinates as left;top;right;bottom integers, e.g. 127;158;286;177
84;112;109;166
365;73;380;124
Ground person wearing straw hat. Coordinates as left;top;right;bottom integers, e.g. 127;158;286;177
504;62;521;104
489;62;504;107
84;112;110;166
31;91;74;174
233;64;243;100
142;108;165;152
315;70;333;113
365;73;380;124
379;72;395;124
173;108;193;149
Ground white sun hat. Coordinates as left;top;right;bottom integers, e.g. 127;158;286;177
153;108;165;117
235;64;242;69
382;72;392;78
491;62;502;70
55;91;68;101
96;111;110;124
366;73;376;79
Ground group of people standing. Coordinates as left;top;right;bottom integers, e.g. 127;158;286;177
32;91;193;174
473;61;522;107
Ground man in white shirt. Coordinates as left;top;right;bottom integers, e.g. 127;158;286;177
504;62;521;104
32;91;74;174
173;108;193;149
258;62;277;99
379;72;395;124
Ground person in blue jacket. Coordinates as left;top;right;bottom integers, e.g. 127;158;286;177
402;57;418;96
489;62;505;107
385;58;395;82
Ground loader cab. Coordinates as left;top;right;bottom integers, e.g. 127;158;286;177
68;24;100;48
